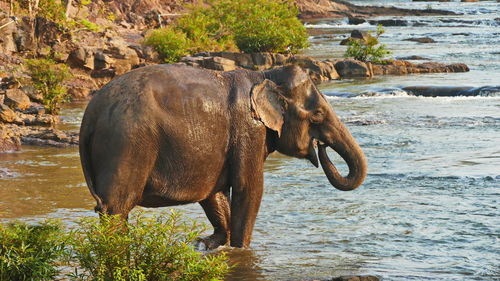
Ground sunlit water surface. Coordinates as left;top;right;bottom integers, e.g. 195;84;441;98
1;1;499;280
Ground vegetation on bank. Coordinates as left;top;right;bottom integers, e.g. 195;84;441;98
344;25;392;63
24;58;72;115
0;220;65;281
144;0;310;63
0;211;229;281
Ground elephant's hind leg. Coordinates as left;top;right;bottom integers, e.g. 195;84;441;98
199;190;231;249
92;139;157;219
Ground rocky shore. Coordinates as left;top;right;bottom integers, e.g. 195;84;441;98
180;52;469;81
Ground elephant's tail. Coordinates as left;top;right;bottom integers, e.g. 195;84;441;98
79;122;104;214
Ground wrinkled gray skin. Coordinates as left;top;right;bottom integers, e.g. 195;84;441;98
79;64;367;249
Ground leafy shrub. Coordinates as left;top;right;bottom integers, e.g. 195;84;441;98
225;0;309;53
344;25;392;63
144;0;309;62
65;211;230;281
38;0;66;23
25;58;72;115
0;220;65;281
144;27;190;63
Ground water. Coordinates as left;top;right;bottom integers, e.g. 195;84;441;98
1;1;499;280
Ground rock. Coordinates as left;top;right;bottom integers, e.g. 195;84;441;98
372;60;469;75
66;75;99;100
331;276;380;281
68;46;95;70
0;16;18;54
4;88;31;110
334;59;372;78
396;55;430;60
368;19;408;26
91;68;116;80
0;104;17;123
0;76;19;90
201;57;237;71
20;85;43;103
400;86;500;97
94;51;116;69
251;53;273;70
461;0;478;2
272;53;290;65
351;30;370;41
404;37;436;43
348;16;366;25
340;30;371;45
289;56;339;82
0;136;20;152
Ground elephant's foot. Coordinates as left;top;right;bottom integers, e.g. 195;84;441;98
196;232;229;250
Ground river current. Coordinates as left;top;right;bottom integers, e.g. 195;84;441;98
1;1;499;280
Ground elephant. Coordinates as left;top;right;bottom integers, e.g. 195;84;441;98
79;64;367;249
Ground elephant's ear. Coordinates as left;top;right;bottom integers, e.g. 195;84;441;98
251;79;285;136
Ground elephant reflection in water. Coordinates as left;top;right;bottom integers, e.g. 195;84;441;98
79;64;367;249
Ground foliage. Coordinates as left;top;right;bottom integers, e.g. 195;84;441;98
144;0;309;63
68;18;102;32
344;25;392;63
24;58;72;115
223;0;309;53
144;28;190;63
65;211;230;281
38;0;67;23
0;220;65;281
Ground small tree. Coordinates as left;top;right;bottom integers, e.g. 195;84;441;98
25;58;72;115
344;25;391;63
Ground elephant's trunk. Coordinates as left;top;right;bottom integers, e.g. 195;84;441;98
318;124;367;191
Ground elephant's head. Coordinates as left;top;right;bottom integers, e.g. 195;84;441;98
251;65;367;191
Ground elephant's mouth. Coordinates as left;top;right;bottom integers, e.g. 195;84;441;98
305;138;320;168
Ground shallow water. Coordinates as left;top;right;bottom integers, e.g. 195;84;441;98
1;1;499;280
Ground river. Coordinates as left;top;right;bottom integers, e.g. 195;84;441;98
1;1;499;280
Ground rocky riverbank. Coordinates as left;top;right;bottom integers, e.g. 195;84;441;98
180;52;469;81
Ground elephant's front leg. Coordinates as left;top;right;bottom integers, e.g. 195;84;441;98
199;190;231;249
230;154;265;248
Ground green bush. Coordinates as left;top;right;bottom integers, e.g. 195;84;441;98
0;220;65;281
144;0;309;63
65;211;230;281
225;0;309;53
344;25;392;63
144;27;190;63
25;58;72;115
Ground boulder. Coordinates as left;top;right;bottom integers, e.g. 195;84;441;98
334;59;372;78
0;16;18;54
251;53;273;70
289;56;339;82
396;55;430;60
340;30;371;45
348;16;366;25
200;57;237;71
0;104;17;123
404;37;436;43
66;75;99;100
68;46;95;70
368;19;408;26
4;88;31;110
332;276;380;281
20;85;42;103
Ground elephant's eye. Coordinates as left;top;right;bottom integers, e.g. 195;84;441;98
310;109;324;123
